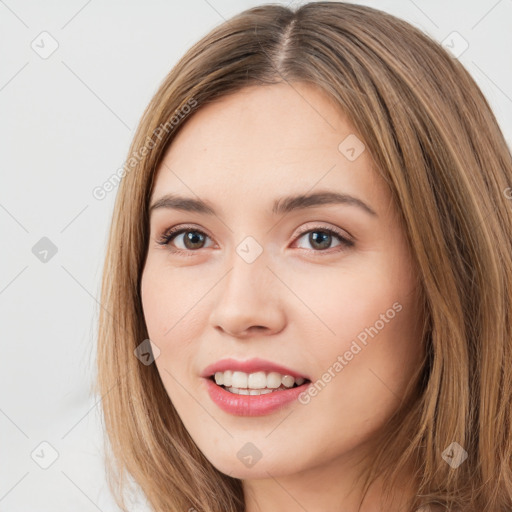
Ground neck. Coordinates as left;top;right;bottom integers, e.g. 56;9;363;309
242;449;418;512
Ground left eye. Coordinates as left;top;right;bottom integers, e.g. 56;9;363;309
157;226;354;255
293;227;354;252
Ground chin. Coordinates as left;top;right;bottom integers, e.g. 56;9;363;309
203;447;301;480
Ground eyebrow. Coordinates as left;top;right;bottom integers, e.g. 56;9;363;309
149;190;377;218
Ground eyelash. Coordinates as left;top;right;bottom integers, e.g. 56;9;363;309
156;224;354;257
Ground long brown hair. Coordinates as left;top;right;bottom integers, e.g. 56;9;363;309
95;2;512;511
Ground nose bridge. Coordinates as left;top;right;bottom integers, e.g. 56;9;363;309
210;239;285;336
222;241;275;305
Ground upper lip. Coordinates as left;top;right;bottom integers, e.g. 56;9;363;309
201;357;309;380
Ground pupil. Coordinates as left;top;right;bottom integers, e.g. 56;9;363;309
311;231;330;249
185;231;204;249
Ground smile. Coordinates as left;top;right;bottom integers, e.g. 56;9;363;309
204;372;311;416
212;370;306;392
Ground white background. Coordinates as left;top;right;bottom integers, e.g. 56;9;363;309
1;0;511;510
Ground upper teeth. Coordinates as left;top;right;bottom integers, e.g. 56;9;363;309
214;370;305;389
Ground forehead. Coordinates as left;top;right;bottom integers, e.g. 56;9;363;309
151;82;384;214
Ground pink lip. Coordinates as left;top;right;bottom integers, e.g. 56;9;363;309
200;358;311;417
202;377;310;416
200;357;309;380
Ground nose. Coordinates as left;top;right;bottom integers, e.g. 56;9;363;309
209;252;286;339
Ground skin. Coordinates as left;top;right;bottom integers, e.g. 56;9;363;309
140;82;426;512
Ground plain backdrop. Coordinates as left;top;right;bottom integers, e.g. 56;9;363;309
1;0;511;510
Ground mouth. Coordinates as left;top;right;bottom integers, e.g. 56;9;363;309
207;371;311;395
203;368;312;416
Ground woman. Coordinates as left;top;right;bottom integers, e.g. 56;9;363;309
95;2;512;511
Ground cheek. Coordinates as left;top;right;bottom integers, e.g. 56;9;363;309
290;291;422;451
141;265;203;401
140;262;218;394
289;253;423;395
282;259;400;346
141;262;208;340
141;274;168;340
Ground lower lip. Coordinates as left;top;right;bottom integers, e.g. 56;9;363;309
203;377;310;416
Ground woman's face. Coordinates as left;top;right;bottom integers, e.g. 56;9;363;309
140;82;424;482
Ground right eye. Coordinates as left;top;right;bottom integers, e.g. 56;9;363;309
157;226;214;255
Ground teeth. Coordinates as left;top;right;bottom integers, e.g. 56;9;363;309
213;370;307;390
232;371;248;388
267;372;283;388
223;370;232;387
248;371;267;389
227;387;275;395
282;375;295;388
